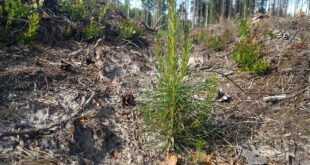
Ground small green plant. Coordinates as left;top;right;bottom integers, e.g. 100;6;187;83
238;18;252;40
5;0;33;28
266;30;277;39
195;140;206;162
193;30;205;44
98;3;111;23
83;17;102;39
140;0;217;156
19;13;40;44
59;0;86;21
232;19;271;75
208;36;224;51
208;30;229;51
2;0;41;44
64;27;72;38
120;19;141;40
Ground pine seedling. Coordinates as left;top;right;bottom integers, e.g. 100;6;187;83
140;0;217;156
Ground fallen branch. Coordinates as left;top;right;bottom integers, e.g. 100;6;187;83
0;91;96;139
83;38;103;61
263;86;309;102
262;94;287;102
152;15;164;30
200;68;245;93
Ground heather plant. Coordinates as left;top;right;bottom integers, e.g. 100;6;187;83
232;18;271;75
59;0;86;22
64;27;72;38
1;0;42;44
140;0;217;156
208;30;229;51
4;0;42;28
238;18;252;40
19;13;40;44
98;3;111;23
266;30;277;39
120;19;141;40
193;30;205;44
83;17;102;39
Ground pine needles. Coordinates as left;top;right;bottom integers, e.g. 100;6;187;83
139;0;217;155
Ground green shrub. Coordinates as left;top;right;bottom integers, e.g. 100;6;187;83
4;0;40;28
238;18;252;40
64;27;72;38
140;0;217;155
19;13;40;44
208;30;229;51
208;36;224;51
120;19;141;40
266;30;277;39
193;30;205;44
59;0;86;21
2;0;41;44
98;2;111;23
232;19;271;75
83;17;102;39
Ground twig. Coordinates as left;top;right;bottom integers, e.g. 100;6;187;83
123;39;140;49
152;15;164;30
83;38;103;61
200;68;245;93
0;16;30;23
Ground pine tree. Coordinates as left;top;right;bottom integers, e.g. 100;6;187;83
228;0;232;21
220;0;224;22
277;0;281;16
254;0;257;13
192;0;196;28
205;2;208;27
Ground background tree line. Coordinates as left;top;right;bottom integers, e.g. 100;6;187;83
108;0;310;29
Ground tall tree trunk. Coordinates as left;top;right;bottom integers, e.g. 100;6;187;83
236;0;239;15
249;0;252;14
228;0;232;21
192;0;196;28
126;0;130;17
181;0;184;26
205;3;208;27
243;0;246;18
284;0;288;15
115;0;119;9
210;2;213;24
277;0;281;16
185;0;188;24
253;0;257;13
272;0;276;15
220;0;224;22
260;0;264;13
268;0;272;15
157;0;161;23
152;0;156;27
199;0;202;25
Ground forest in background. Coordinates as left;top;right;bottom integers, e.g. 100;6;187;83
111;0;310;28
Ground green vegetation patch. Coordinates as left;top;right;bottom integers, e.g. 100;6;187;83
83;17;102;39
120;19;142;40
208;30;229;51
232;18;272;75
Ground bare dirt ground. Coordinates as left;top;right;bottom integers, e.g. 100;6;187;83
0;15;310;165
